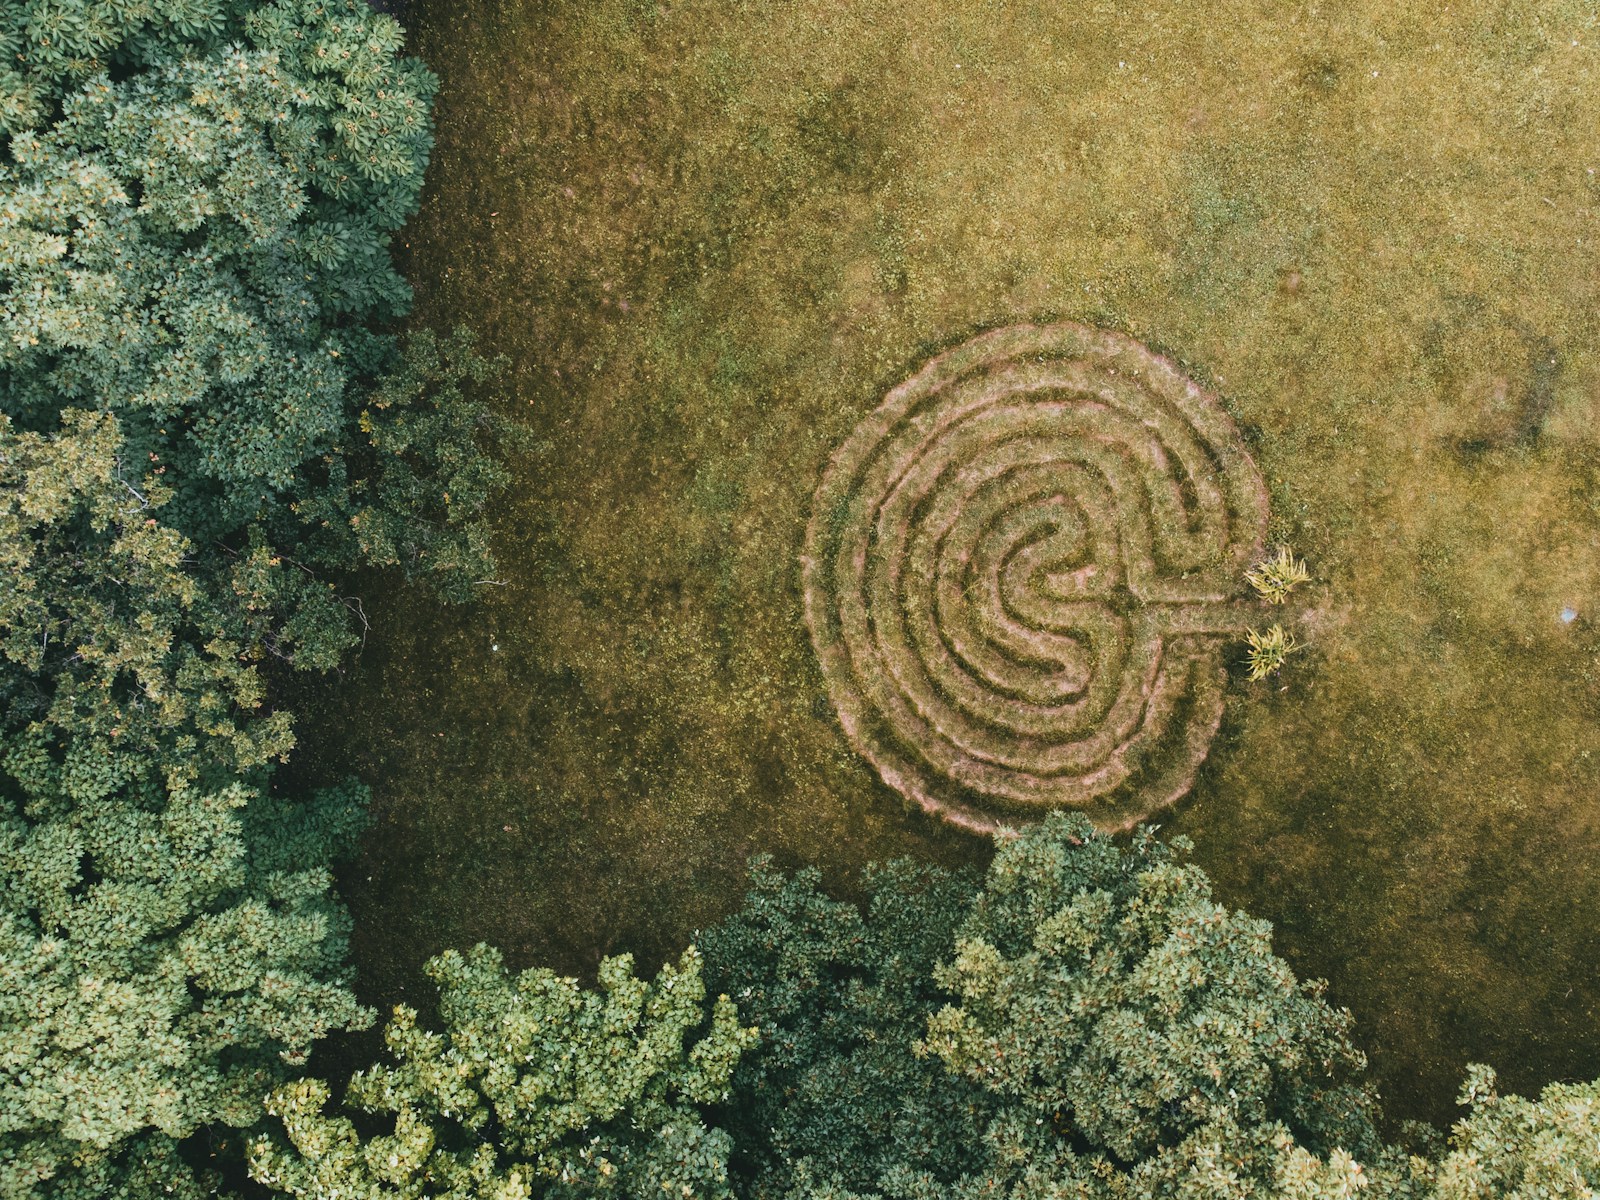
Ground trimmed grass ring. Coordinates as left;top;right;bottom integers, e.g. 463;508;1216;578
804;323;1269;833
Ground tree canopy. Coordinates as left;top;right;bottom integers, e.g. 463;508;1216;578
2;0;438;538
0;2;511;1195
5;4;1600;1200
249;945;758;1200
0;404;374;1196
696;815;1394;1200
250;812;1600;1200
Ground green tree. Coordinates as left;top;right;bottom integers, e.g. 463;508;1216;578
0;0;519;1184
926;816;1382;1160
0;762;370;1199
917;814;1396;1200
231;805;1600;1200
0;409;360;756
249;944;758;1200
286;327;514;604
702;815;1404;1200
0;353;509;1199
1417;1066;1600;1199
1;0;437;538
2;0;241;128
698;857;992;1200
0;410;372;1198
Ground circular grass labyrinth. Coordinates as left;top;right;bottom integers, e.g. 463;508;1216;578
804;323;1270;834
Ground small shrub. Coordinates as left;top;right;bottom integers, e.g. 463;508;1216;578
1245;622;1301;680
1246;546;1312;604
1246;545;1312;604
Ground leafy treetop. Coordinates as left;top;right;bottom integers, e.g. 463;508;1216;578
249;944;759;1200
1;0;437;539
703;813;1394;1200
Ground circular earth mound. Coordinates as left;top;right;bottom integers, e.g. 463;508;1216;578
804;323;1270;833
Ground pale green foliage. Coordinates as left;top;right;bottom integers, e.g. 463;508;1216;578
2;50;346;504
0;766;368;1196
803;1113;1390;1200
0;408;371;1196
0;410;198;686
0;409;358;763
1246;548;1311;606
0;0;235;130
250;944;759;1199
1419;1066;1600;1199
1245;623;1300;682
232;810;1600;1200
925;816;1382;1176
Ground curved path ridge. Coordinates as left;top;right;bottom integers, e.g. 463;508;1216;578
803;323;1270;833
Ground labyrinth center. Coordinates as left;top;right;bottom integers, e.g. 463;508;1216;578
804;324;1271;833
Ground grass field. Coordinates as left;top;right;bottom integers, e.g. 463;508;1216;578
287;0;1600;1127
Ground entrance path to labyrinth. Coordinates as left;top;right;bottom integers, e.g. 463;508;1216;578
804;323;1271;833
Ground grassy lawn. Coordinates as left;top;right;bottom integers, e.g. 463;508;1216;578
288;0;1600;1126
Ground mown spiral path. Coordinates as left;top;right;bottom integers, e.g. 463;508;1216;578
804;323;1269;833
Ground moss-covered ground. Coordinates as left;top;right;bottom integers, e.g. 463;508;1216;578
288;0;1600;1127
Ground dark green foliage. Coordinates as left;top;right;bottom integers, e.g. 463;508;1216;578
699;857;992;1199
1;1133;216;1200
1;0;436;537
249;944;758;1199
287;328;515;603
703;815;1395;1200
0;1;514;1193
